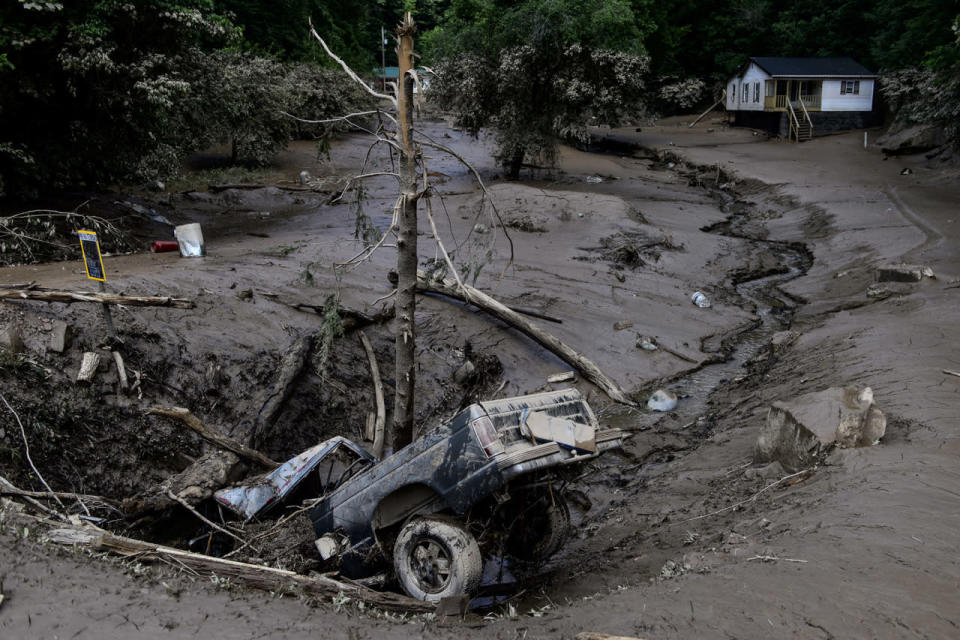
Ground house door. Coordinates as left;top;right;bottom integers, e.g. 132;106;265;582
789;81;799;102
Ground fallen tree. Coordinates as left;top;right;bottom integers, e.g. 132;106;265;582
250;331;315;450
148;406;279;469
358;330;386;459
416;271;636;406
0;288;194;309
46;527;433;613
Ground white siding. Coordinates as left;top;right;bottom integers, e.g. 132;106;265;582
726;62;770;112
821;78;874;111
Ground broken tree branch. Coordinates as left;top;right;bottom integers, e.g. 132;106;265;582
1;391;66;512
47;527;433;612
274;300;392;331
689;90;726;128
420;149;468;298
308;19;397;108
410;273;562;323
250;332;315;450
0;483;119;507
148;407;279;469
418;139;515;273
416;272;636;406
358;331;386;460
0;474;69;522
112;351;129;390
673;467;816;526
165;489;248;547
0;288;194;309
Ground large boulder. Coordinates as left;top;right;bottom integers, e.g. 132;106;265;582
755;386;886;472
878;124;946;156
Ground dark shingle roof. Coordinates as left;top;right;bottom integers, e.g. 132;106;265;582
750;57;875;77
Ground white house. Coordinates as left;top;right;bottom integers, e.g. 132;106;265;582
725;57;878;140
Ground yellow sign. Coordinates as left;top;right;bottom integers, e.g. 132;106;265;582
78;230;106;281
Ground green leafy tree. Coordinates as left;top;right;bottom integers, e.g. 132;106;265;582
426;0;650;178
0;1;368;198
0;1;238;197
880;15;960;147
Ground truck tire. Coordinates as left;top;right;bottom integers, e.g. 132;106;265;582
393;516;483;601
506;489;571;563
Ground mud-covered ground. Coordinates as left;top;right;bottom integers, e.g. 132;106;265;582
1;115;958;639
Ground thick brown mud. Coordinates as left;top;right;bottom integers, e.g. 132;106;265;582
1;116;959;639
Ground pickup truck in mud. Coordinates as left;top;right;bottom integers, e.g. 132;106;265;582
214;389;624;601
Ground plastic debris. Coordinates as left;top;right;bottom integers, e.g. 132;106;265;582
585;176;603;183
691;291;711;308
636;335;658;351
151;241;180;253
174;223;205;257
647;389;678;412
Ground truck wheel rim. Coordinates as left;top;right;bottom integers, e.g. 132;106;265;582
410;538;452;593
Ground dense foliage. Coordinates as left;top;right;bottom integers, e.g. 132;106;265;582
427;0;650;177
1;0;958;197
0;1;367;198
880;17;960;144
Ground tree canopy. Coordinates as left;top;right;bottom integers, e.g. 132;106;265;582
426;0;650;177
1;0;958;197
0;1;367;198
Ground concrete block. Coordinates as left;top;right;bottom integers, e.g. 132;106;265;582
876;263;934;283
755;386;885;471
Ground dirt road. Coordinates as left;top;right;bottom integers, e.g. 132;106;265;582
1;117;958;639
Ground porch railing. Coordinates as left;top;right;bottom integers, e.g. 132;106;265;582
764;93;820;110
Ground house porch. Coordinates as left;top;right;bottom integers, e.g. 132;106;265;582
763;79;822;111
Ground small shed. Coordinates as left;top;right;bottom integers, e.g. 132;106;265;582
725;57;879;141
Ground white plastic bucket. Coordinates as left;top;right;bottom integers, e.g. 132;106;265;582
174;223;205;257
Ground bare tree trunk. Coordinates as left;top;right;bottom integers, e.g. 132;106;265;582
391;13;418;452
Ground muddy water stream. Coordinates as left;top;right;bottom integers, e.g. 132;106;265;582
601;178;812;433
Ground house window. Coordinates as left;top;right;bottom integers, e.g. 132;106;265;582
840;80;860;95
743;83;749;102
765;80;774;97
754;82;760;102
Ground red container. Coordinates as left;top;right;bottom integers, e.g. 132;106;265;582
151;241;180;253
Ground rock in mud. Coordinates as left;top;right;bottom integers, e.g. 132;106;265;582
770;331;800;355
755;386;886;472
866;283;914;299
878;124;946;156
745;460;786;480
0;325;25;354
48;320;72;353
876;263;934;283
453;361;476;385
647;389;678;412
